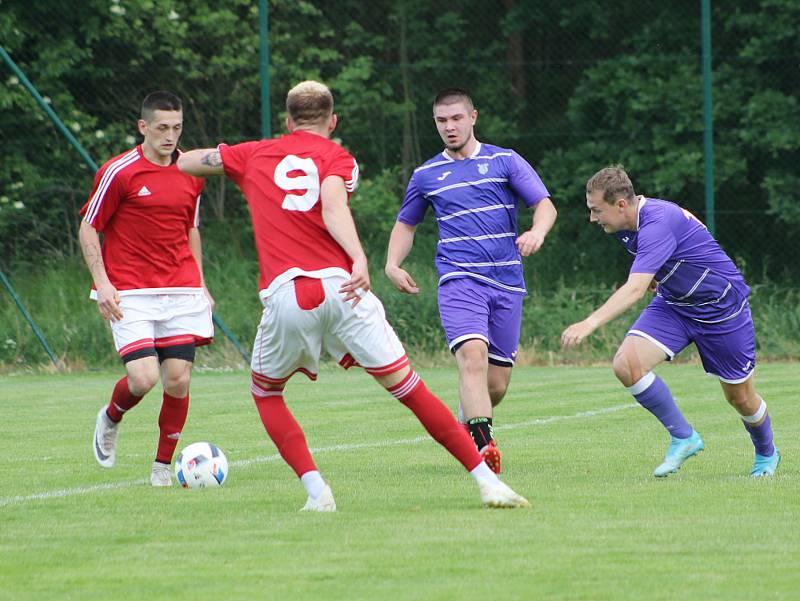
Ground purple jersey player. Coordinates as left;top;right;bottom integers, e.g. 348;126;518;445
561;166;779;478
385;88;557;474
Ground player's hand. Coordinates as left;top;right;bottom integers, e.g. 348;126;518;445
384;264;420;294
340;256;370;308
561;318;598;348
203;284;216;310
96;283;123;322
516;229;546;257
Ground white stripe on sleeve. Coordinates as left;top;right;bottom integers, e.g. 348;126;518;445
85;149;139;223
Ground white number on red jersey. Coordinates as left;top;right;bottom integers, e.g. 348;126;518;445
274;155;320;211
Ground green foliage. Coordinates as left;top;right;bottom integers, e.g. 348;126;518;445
3;0;800;276
540;1;800;279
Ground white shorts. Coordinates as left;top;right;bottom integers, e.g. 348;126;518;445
109;293;214;357
250;275;407;384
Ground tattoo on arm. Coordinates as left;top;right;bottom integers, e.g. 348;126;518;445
201;151;222;168
83;242;105;276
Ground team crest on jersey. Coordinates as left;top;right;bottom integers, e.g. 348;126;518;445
477;163;489;175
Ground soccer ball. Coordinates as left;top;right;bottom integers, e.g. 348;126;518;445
175;442;229;489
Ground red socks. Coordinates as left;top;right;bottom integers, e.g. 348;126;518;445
156;392;189;464
387;371;482;471
105;378;189;464
249;370;482;477
105;377;144;422
252;386;317;477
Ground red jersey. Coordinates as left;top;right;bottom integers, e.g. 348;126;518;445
219;130;360;296
80;146;205;295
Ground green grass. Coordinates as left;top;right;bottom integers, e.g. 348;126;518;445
1;364;798;600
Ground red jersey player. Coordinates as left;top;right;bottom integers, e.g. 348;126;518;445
178;80;529;510
79;91;214;487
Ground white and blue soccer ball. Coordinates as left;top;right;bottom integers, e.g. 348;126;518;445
175;442;228;489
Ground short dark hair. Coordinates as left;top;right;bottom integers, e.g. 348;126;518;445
586;165;636;204
141;91;182;121
433;87;474;111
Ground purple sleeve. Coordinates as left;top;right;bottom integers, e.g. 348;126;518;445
509;151;549;207
396;175;428;225
630;220;677;275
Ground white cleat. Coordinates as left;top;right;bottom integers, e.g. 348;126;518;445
93;406;119;468
300;485;337;512
479;480;530;508
150;462;172;487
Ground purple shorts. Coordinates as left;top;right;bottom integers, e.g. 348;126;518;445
627;296;756;383
437;277;523;366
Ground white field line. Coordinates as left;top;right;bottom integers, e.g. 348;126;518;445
0;402;637;508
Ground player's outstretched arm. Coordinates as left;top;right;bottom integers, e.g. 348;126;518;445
517;197;557;257
78;219;123;321
561;272;654;348
177;148;225;177
385;221;420;294
320;175;370;307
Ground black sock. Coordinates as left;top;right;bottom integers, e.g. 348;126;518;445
467;417;493;450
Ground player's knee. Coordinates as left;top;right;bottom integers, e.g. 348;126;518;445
164;372;191;397
457;343;488;374
723;387;755;412
612;350;636;387
128;371;159;396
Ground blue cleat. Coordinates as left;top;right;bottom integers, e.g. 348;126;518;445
750;449;780;477
653;430;704;477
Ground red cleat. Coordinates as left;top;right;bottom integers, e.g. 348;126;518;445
480;441;501;474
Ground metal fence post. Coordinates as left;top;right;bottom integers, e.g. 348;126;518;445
0;269;60;368
259;0;271;139
701;0;715;235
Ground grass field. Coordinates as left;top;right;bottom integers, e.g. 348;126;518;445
1;364;798;600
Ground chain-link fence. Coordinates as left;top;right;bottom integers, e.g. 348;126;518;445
2;0;799;365
3;0;799;282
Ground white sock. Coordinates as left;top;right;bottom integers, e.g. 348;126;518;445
627;371;656;395
470;461;500;485
741;398;767;424
457;400;465;424
300;470;326;498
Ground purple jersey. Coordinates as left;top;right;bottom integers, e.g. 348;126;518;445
397;142;549;294
616;198;750;323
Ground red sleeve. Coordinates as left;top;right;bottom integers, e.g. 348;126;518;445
326;148;359;196
79;159;127;231
219;141;260;186
191;176;205;228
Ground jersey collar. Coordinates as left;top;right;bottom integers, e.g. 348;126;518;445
635;196;648;230
439;141;482;162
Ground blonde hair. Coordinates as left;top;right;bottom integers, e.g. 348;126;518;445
586;165;636;204
286;80;334;125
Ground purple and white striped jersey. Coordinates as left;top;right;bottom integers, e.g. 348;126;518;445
397;142;549;294
617;198;750;323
